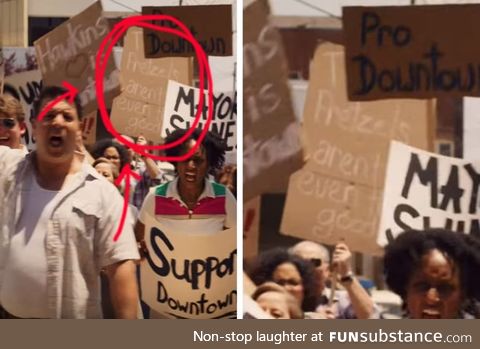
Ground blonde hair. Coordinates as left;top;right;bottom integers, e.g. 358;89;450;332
0;94;25;123
252;282;304;319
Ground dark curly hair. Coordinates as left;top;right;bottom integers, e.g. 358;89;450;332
248;248;320;312
164;128;226;175
384;229;480;317
91;138;130;170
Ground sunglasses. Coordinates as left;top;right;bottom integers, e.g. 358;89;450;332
310;258;323;268
0;118;16;129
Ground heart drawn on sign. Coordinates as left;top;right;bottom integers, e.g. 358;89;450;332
66;54;90;78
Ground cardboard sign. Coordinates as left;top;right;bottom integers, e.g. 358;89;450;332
280;43;434;255
0;49;4;93
243;0;304;201
243;196;261;259
281;169;384;255
140;226;236;319
142;5;233;58
343;5;480;100
302;43;433;190
34;1;119;114
378;141;480;246
81;111;97;145
161;80;236;160
3;70;43;149
110;27;191;143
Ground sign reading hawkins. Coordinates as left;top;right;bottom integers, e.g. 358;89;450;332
343;4;480;100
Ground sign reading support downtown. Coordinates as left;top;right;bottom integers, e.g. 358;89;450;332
142;5;233;58
343;4;480;101
34;1;119;114
140;225;236;319
243;0;303;201
378;141;480;246
281;43;433;255
110;27;191;143
161;80;236;163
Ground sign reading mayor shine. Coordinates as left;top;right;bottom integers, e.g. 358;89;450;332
343;4;480;100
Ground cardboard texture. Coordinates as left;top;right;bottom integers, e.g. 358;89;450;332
110;27;191;143
281;43;434;255
140;226;236;319
161;80;236;160
142;5;233;58
0;48;4;93
378;141;480;246
243;0;304;202
243;196;261;259
3;70;43;149
81;111;97;145
302;43;432;189
34;1;119;114
281;169;384;255
343;4;480;100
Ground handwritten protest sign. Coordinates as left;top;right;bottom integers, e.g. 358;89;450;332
343;4;480;100
302;43;432;189
110;27;191;143
142;5;232;58
243;196;261;259
281;169;383;255
378;141;480;246
34;1;119;114
280;43;433;255
3;70;43;149
81;111;97;145
243;0;303;201
140;225;236;319
161;80;236;163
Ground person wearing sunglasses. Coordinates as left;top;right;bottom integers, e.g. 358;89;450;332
0;86;140;319
0;94;27;153
290;240;379;319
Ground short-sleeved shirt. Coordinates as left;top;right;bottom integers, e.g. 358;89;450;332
0;146;139;318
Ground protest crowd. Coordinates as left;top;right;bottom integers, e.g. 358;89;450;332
243;0;480;320
0;1;237;319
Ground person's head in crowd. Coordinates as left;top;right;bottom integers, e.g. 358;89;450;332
216;164;237;197
32;86;83;165
384;229;480;319
252;282;303;319
93;157;119;184
290;240;331;293
0;93;26;149
91;138;129;172
114;134;136;164
249;248;319;312
164;128;226;190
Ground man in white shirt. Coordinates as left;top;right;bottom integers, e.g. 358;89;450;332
0;86;140;318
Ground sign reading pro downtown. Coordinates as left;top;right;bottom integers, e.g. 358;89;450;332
343;4;480;100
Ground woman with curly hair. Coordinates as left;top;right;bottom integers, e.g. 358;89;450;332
91;138;130;173
248;248;320;315
384;229;480;319
134;128;236;318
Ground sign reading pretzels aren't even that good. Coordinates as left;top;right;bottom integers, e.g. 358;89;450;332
140;226;236;319
142;5;232;58
378;141;480;246
343;4;480;100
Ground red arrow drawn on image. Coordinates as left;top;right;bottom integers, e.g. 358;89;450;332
113;165;141;242
37;81;78;121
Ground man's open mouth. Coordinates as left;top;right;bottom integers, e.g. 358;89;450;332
48;135;64;148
